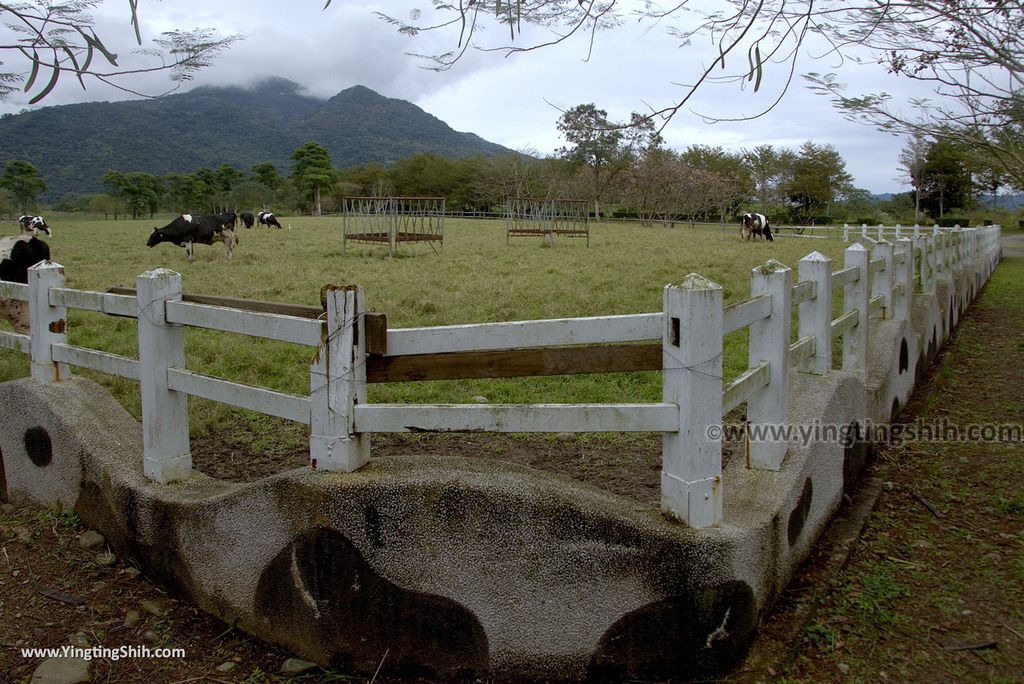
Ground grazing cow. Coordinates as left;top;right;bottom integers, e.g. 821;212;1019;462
257;210;283;229
18;214;52;237
741;212;773;242
147;213;237;262
240;212;255;229
0;235;51;333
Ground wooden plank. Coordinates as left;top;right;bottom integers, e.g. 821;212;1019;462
788;336;815;367
722;361;770;414
385;312;662;356
166;368;311;424
107;286;322;319
831;310;858;339
166;300;323;347
364;312;387;356
353;403;679;433
791;279;816;306
0;330;29;353
51;344;139;380
50;288;139;318
833;265;860;288
723;295;772;334
108;286;387;354
366;342;661;383
0;281;27;300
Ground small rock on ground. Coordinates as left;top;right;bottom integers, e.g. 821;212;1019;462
473;395;489;404
123;609;141;628
78;531;105;549
68;632;90;648
31;657;92;684
279;657;318;675
1;503;17;515
123;567;141;579
216;661;237;673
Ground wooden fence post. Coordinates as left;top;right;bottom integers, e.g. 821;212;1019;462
873;240;894;319
894;238;913;322
310;285;369;472
748;260;792;470
798;252;832;374
843;243;870;376
662;275;723;527
137;268;191;483
28;261;69;384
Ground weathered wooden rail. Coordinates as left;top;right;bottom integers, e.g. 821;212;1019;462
0;225;1003;527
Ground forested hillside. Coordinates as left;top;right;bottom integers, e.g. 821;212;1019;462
0;78;511;201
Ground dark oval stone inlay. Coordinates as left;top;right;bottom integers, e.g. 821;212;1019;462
255;526;488;678
899;339;909;374
24;426;53;468
787;478;814;547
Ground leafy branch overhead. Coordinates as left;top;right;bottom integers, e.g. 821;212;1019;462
374;1;1022;187
0;1;240;103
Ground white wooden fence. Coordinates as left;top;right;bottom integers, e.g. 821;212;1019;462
0;226;1002;527
842;222;973;243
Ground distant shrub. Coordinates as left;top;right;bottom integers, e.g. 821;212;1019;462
936;217;970;227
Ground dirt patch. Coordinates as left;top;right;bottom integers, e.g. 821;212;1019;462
192;416;746;509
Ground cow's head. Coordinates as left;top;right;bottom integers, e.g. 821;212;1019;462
147;228;163;248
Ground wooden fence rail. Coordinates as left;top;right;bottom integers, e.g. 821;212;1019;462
0;225;1003;525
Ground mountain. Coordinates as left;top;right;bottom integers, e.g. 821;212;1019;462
0;79;514;201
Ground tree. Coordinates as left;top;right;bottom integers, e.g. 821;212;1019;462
898;134;929;223
556;105;656;219
291;142;333;216
103;170;162;218
679;146;750;221
0;159;46;212
376;2;1023;186
0;2;239;103
920;140;972;219
787;142;853;221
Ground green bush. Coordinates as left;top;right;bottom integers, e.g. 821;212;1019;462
936;217;969;228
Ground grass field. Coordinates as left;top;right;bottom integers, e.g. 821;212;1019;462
0;215;850;446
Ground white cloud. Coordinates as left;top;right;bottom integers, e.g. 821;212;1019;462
0;0;943;193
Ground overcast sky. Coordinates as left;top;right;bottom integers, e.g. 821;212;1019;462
0;1;936;193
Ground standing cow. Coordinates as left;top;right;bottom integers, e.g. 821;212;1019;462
0;235;51;333
741;212;773;242
257;211;283;229
147;213;237;262
18;215;52;236
240;212;255;229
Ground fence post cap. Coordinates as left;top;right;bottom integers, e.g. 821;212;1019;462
875;238;892;246
138;268;181;280
754;258;791;275
669;273;722;291
800;250;831;263
28;260;63;273
845;242;868;253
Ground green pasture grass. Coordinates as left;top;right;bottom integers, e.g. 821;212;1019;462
0;216;849;441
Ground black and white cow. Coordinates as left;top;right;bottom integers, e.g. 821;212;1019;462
240;212;255;229
257;210;283;229
0;235;51;333
147;213;237;262
741;212;773;242
18;214;51;237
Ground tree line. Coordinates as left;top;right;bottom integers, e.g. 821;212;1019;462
0;108;1017;226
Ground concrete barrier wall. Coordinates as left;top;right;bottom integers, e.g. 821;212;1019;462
0;236;1002;679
